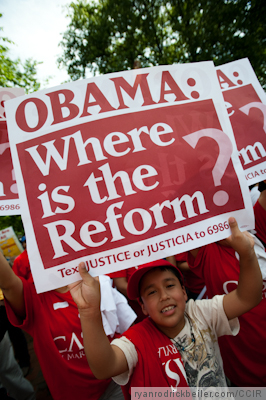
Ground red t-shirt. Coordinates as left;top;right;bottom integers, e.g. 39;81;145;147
5;279;112;400
187;244;266;386
175;252;205;294
254;200;266;245
12;250;33;283
122;317;188;399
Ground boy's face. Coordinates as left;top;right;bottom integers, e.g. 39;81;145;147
139;268;187;338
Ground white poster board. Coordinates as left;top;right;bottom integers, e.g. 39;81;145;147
5;62;254;293
0;88;25;215
216;58;266;186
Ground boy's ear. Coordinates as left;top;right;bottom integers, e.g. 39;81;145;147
182;286;188;302
139;299;149;316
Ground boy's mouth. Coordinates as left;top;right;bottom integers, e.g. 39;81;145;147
161;305;175;313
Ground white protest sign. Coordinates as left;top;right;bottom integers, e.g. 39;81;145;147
0;226;23;262
216;58;266;186
4;62;254;293
0;88;25;215
0;88;25;121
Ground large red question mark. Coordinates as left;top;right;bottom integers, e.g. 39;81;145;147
183;128;233;206
239;102;266;133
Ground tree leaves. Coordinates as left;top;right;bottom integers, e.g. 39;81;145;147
58;0;266;88
0;15;40;234
0;16;41;94
0;215;24;238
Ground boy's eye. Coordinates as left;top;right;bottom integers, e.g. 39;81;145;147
167;284;175;288
148;290;156;296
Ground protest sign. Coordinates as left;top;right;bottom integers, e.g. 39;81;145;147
0;226;23;264
4;62;254;293
0;88;25;215
216;58;266;186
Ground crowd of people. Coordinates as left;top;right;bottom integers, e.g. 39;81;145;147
0;182;265;399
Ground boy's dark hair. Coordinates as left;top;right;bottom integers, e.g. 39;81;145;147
258;181;266;192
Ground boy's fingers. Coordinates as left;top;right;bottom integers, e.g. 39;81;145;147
228;217;239;234
78;262;91;280
228;216;236;226
78;262;99;285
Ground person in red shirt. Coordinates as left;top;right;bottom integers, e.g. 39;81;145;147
0;251;132;400
7;236;32;376
12;236;33;283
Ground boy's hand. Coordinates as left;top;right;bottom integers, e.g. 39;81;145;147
222;217;262;320
68;262;101;313
222;217;255;258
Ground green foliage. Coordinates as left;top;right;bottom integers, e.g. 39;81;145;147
0;14;37;235
59;0;266;87
0;15;41;93
0;215;24;239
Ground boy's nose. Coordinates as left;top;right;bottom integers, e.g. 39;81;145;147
160;289;170;301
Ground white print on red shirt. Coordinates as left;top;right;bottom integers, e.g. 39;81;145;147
223;280;266;299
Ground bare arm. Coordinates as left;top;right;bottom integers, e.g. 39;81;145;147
113;277;128;298
223;217;262;320
166;255;177;266
69;264;129;379
189;248;200;258
177;261;190;272
166;255;191;272
0;251;25;319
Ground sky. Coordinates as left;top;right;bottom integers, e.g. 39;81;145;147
1;0;73;90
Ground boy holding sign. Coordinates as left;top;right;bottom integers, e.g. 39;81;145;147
68;217;262;396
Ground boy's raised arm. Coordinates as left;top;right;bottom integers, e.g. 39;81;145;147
223;217;262;320
69;263;129;380
0;251;25;319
